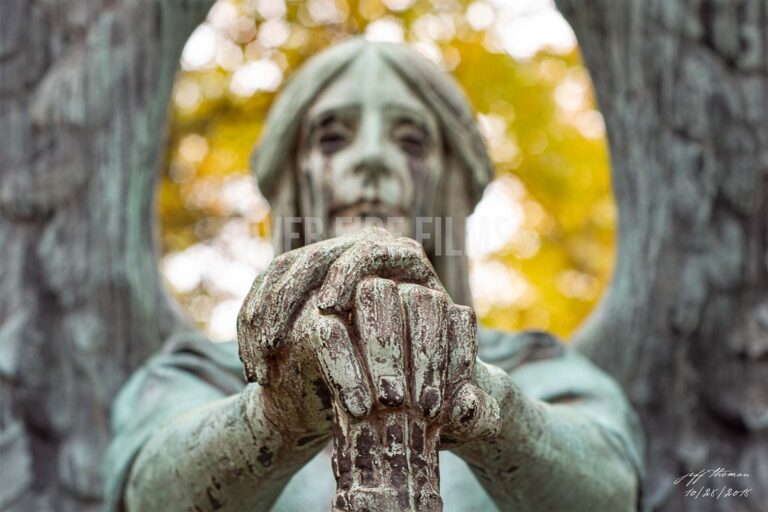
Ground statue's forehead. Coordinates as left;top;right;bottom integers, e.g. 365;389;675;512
305;50;432;119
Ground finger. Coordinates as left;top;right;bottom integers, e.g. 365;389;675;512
392;236;425;253
240;229;393;384
354;277;406;407
237;309;268;384
239;228;394;384
444;382;501;441
399;284;448;419
257;237;354;352
258;228;393;348
446;305;478;388
317;239;445;315
237;251;298;384
312;313;373;418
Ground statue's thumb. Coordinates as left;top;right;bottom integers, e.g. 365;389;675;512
446;382;502;441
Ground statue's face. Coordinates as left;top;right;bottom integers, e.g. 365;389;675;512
297;49;445;239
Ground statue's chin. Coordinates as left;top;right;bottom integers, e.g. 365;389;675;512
330;215;409;238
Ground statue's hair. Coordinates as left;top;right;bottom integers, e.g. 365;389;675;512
251;37;494;209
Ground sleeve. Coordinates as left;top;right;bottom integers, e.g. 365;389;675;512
478;329;645;481
103;332;245;512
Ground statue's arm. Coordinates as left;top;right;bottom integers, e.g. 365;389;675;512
104;336;329;512
455;344;642;511
123;384;327;512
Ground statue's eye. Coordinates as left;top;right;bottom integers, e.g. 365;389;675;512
318;129;350;155
313;114;353;155
393;121;429;158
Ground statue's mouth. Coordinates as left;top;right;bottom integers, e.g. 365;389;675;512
330;201;407;220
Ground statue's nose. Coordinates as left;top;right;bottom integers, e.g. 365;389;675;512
353;155;389;184
352;111;390;184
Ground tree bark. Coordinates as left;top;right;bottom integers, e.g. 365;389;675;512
556;0;767;510
0;1;212;510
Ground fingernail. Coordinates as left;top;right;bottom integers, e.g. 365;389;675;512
343;388;372;418
262;329;282;351
419;386;442;419
246;337;271;386
243;366;258;383
255;354;271;386
250;362;270;386
472;397;501;439
316;290;337;312
378;376;405;407
261;326;274;346
452;385;479;425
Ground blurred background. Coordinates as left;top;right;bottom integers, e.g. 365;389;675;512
157;0;614;341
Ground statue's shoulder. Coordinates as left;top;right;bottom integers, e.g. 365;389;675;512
477;328;630;407
477;328;566;373
136;332;245;394
478;327;638;419
159;332;241;369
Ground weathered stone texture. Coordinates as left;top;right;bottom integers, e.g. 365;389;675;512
0;1;213;510
557;1;768;510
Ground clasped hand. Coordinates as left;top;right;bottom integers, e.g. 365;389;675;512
237;228;500;445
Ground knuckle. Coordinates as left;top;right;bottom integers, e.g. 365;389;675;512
360;240;387;261
402;283;446;303
450;304;476;324
301;243;325;261
272;276;297;308
271;249;295;269
396;236;425;254
397;282;422;299
317;314;346;340
358;276;396;295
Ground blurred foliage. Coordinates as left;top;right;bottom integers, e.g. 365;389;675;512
157;0;615;340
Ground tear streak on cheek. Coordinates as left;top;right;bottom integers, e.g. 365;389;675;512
321;157;335;218
407;159;433;215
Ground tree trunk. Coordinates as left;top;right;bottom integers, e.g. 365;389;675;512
0;1;212;510
556;0;767;510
